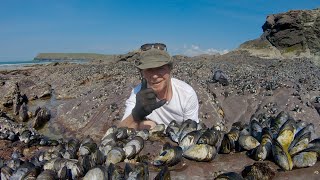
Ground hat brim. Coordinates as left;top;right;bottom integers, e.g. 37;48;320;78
136;61;169;69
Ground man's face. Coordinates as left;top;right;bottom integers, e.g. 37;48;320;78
141;65;171;94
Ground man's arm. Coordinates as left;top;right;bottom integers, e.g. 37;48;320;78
118;114;139;129
119;114;156;130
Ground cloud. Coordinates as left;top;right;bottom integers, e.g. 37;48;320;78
181;44;229;57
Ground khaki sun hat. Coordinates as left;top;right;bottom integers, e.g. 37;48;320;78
135;48;172;69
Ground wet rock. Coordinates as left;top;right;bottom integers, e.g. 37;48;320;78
19;103;29;122
33;107;51;129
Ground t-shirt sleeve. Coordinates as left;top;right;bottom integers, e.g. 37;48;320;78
121;89;137;121
183;92;199;123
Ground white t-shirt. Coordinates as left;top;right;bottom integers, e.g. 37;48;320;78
122;78;199;126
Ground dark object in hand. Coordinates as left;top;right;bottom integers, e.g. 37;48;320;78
132;78;166;121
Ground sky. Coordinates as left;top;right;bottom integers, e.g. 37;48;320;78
0;0;319;61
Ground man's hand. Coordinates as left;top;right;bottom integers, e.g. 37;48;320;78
132;78;166;121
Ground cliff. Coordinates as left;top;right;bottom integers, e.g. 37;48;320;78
238;8;320;64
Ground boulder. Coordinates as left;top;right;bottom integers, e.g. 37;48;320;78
238;8;320;62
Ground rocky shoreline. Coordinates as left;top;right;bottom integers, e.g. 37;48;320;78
1;49;320;179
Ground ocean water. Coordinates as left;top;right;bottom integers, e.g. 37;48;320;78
0;59;88;70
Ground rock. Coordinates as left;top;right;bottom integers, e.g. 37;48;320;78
33;107;51;129
12;93;22;115
18;103;29;122
238;8;320;62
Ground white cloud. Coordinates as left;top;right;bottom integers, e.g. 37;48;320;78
181;44;229;57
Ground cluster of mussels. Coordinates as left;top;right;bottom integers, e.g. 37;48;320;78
153;119;224;167
0;114;171;180
1;110;320;179
218;111;320;171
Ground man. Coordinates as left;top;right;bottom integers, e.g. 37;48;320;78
119;44;199;130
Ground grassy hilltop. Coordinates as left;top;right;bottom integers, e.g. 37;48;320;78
34;53;116;61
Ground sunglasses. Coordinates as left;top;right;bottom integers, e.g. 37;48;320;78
140;43;167;51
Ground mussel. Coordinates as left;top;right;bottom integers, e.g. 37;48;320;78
83;165;108;180
153;144;183;167
272;139;293;171
254;127;272;161
276;119;296;151
238;135;260;151
105;147;125;165
183;144;216;161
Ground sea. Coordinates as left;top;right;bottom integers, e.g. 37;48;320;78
0;59;88;70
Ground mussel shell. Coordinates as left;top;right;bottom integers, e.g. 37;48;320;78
292;151;317;168
154;165;171;180
22;166;41;180
250;119;263;142
83;165;108;180
309;138;320;148
58;165;72;180
150;124;166;136
101;133;117;147
197;129;219;146
272;139;293;171
91;149;106;166
295;120;307;134
61;149;77;159
102;126;117;140
276;119;296;151
254;144;271;161
153;146;183;167
254;128;272;161
232;121;245;131
80;136;95;146
165;120;180;143
288;132;311;156
270;111;289;137
220;134;232;154
107;163;123;180
125;136;144;155
128;162;149;180
79;155;94;173
65;138;80;152
116;127;129;140
19;129;32;143
177;119;198;141
136;129;150;140
1;166;13;180
99;144;114;157
123;145;137;159
183;144;216;161
215;172;244;180
166;127;180;143
106;147;125;165
178;126;198;143
294;123;314;140
79;142;98;156
238;135;260;151
179;130;203;151
6;156;22;170
36;169;57;180
239;124;251;136
124;163;133;179
220;127;240;153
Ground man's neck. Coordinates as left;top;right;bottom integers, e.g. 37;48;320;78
158;79;172;101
